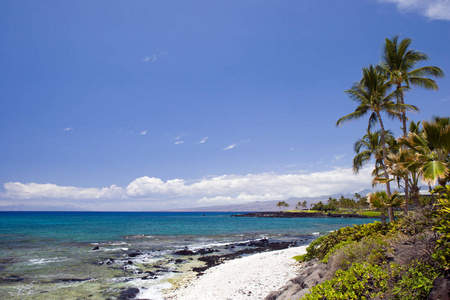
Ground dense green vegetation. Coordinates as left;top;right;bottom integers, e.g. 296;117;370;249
298;189;449;299
296;35;448;299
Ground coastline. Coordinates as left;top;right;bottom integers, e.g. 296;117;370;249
232;211;369;218
161;246;308;300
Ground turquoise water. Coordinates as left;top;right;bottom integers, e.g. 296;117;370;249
0;212;376;299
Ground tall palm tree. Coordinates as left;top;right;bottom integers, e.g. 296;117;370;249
337;65;418;197
378;35;444;136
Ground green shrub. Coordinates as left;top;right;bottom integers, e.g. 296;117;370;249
301;221;390;261
432;185;450;270
392;261;439;300
302;262;391;300
326;235;390;271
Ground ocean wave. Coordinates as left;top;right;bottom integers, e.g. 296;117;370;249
124;234;154;239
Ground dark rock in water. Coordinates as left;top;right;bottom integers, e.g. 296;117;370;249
248;238;269;247
0;275;24;283
141;275;157;280
144;271;156;276
117;288;140;300
91;246;100;251
427;276;450;300
174;259;185;263
196;248;219;255
174;248;196;255
127;251;142;258
51;278;91;283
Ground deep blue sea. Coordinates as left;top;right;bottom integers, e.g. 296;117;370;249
0;212;376;299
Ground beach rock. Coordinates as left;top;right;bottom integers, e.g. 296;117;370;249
91;246;100;251
265;260;331;300
196;248;218;255
51;278;91;283
0;275;24;283
427;276;450;300
117;288;140;299
127;251;142;258
174;248;196;255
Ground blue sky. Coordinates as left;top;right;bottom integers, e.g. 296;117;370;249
1;0;449;210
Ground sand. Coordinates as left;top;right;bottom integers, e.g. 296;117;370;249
164;246;307;300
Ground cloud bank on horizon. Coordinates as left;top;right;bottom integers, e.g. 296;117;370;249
380;0;450;20
1;167;373;210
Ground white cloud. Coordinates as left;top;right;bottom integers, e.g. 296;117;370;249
223;144;236;151
143;55;157;63
140;130;148;135
3;182;124;200
334;154;347;161
380;0;450;20
199;137;209;144
174;141;184;145
1;167;373;208
124;167;373;205
64;127;73;131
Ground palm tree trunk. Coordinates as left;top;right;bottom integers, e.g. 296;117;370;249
380;208;387;226
397;84;408;137
376;112;392;197
388;207;395;223
403;178;409;215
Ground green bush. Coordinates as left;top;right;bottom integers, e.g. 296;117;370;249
300;221;390;261
302;262;391;300
392;261;439;300
326;235;390;270
432;185;450;270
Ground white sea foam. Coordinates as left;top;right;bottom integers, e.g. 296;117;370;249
135;273;174;300
28;257;70;265
312;232;320;235
103;247;129;252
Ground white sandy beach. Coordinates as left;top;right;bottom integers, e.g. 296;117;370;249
164;245;307;300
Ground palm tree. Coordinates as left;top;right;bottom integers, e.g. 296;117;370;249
337;65;418;197
301;200;307;209
277;201;289;211
387;147;423;211
368;191;404;224
400;117;450;187
378;35;444;136
353;129;395;176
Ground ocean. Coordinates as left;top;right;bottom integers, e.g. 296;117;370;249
0;212;376;299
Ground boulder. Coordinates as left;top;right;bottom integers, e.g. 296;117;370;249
427;276;450;300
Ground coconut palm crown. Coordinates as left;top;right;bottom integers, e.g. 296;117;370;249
378;35;444;135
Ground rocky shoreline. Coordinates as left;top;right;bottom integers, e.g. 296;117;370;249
232;211;369;218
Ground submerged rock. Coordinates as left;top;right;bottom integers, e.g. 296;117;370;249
117;288;140;300
0;275;24;283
